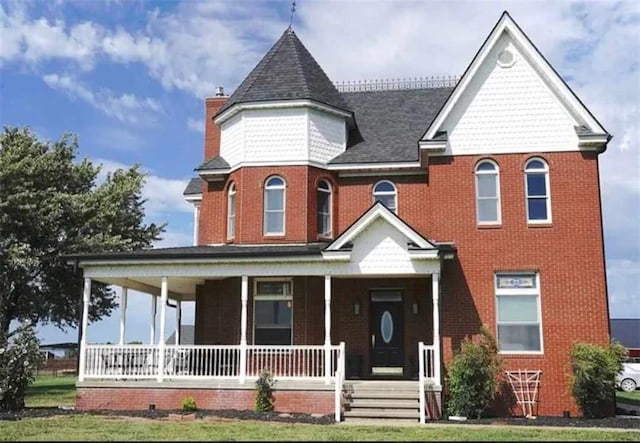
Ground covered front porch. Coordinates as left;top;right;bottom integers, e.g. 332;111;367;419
70;204;453;422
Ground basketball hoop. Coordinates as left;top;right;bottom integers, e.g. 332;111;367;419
505;369;542;418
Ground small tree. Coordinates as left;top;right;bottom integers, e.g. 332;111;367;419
0;323;43;410
446;326;503;419
570;341;626;418
255;369;275;412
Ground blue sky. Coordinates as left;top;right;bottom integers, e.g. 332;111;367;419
1;0;638;346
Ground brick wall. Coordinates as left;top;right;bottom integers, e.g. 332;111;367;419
204;97;227;161
77;387;334;415
193;151;608;416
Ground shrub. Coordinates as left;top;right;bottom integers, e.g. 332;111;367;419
570;341;626;418
255;369;275;412
181;396;197;412
446;326;503;419
0;323;43;410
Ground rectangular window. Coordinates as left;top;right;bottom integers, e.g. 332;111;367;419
254;280;292;345
495;272;542;353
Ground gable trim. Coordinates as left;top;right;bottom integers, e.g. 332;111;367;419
421;11;609;144
324;201;437;253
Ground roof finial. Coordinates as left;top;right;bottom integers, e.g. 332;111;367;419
288;0;296;30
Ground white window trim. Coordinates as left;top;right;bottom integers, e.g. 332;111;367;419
317;180;332;238
524;158;552;224
227;183;236;240
372;180;398;213
475;160;502;225
495;272;544;355
252;278;293;345
264;176;286;236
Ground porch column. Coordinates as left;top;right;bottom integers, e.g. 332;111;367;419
193;203;200;246
432;273;441;386
239;275;248;383
78;278;91;382
150;295;157;344
324;275;331;384
119;287;128;346
157;277;168;382
175;298;181;345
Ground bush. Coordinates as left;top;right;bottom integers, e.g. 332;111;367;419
446;326;503;419
0;323;43;410
255;369;275;412
570;341;626;418
181;396;197;412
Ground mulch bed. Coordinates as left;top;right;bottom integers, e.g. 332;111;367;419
1;407;638;429
437;415;640;429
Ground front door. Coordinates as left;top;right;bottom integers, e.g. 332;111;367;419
370;290;404;375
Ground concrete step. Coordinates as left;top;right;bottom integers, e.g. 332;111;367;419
348;399;419;409
341;417;419;426
347;390;419;399
344;408;420;419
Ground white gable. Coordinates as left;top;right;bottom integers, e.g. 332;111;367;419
442;33;579;156
346;217;432;275
422;12;608;156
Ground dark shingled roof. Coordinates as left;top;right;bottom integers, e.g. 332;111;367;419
196;156;230;171
183;177;203;196
166;325;195;345
66;243;329;261
217;28;350;116
330;88;453;164
611;319;640;349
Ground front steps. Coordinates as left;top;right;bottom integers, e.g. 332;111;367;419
343;380;420;423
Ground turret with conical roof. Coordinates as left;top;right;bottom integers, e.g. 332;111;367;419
216;28;350;119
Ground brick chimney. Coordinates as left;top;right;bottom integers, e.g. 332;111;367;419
204;86;228;161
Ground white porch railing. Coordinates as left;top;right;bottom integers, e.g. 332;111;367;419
334;342;346;422
418;342;439;424
82;344;344;383
84;345;159;379
246;345;341;380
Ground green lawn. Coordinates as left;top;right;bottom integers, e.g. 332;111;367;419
25;376;76;407
617;390;640;406
0;416;638;441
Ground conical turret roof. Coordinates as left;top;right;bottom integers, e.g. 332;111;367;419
217;28;350;116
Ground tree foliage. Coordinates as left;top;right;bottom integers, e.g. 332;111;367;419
570;341;626;418
0;126;164;334
446;326;503;419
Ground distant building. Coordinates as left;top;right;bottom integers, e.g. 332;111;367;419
166;325;195;345
611;319;640;359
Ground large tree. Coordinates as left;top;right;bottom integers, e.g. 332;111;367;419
0;126;165;335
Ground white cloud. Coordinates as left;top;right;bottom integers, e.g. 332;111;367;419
42;73;162;123
186;117;204;134
95;158;192;216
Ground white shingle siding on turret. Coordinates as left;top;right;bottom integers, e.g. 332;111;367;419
220;113;244;166
244;108;308;162
441;34;579;156
308;109;346;164
219;107;346;167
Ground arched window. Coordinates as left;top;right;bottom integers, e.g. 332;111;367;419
317;180;332;237
264;176;285;235
227;182;236;239
373;180;397;213
475;160;501;224
525;158;551;223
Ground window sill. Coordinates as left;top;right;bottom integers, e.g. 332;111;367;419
498;352;544;358
317;235;333;241
527;223;553;228
263;234;286;238
477;224;502;230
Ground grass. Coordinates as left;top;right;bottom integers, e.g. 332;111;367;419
0;416;639;442
25;376;76;407
617;390;640;406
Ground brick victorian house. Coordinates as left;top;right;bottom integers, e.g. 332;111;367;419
70;12;611;421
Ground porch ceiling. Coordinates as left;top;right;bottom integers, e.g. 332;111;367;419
94;276;204;302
